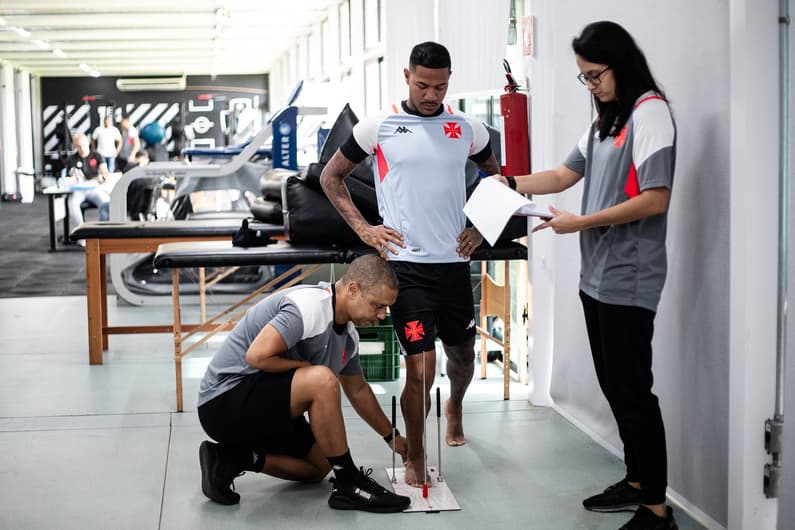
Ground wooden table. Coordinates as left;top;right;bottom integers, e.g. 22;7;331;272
69;220;280;365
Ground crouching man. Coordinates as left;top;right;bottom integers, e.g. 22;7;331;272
197;254;410;513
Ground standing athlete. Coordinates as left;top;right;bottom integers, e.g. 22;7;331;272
321;41;501;487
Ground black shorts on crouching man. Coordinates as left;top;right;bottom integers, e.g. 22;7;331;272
388;261;476;355
198;368;316;465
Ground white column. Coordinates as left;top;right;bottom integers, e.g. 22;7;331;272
15;69;34;171
728;0;781;528
0;63;18;194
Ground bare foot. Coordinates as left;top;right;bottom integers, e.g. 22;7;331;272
403;456;432;488
445;399;466;446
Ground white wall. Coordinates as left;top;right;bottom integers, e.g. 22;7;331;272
383;0;435;103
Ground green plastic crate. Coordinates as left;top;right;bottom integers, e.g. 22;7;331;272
356;316;400;381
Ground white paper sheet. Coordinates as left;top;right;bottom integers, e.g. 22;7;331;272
463;177;551;246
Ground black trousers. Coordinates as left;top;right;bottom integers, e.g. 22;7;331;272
580;291;668;505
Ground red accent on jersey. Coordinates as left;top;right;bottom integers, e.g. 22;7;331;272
634;95;664;108
624;162;640;198
443;122;462;139
89;158;97;168
613;126;628;148
341;349;347;363
404;320;425;342
621;96;664;197
376;144;389;182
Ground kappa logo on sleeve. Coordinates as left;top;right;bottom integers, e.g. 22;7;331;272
404;320;425;342
443;122;462;139
394;126;412;134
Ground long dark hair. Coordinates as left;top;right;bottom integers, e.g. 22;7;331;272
572;21;665;140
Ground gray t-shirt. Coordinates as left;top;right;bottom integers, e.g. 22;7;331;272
562;92;676;312
198;282;361;406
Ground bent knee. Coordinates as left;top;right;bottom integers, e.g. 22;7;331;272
298;365;339;394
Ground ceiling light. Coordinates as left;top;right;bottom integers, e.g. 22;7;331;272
52;48;66;58
32;39;50;50
0;16;6;26
89;70;100;78
79;63;91;72
11;27;31;38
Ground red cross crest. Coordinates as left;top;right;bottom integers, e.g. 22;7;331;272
404;320;425;342
443;122;462;139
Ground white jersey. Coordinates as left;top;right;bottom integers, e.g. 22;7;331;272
92;125;122;158
343;101;490;263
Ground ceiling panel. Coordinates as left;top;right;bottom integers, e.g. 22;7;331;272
0;0;332;77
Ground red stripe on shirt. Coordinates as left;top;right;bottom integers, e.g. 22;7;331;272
376;144;389;182
624;162;640;198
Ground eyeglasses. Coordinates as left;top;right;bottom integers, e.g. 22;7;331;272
577;66;610;86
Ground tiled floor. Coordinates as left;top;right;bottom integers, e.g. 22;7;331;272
0;295;706;529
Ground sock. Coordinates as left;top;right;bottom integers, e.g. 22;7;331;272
327;450;357;486
249;451;265;472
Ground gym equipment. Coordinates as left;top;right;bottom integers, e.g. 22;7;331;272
140;122;166;145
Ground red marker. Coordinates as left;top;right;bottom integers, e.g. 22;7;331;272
422;484;429;498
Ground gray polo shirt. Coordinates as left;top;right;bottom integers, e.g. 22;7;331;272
198;282;361;406
563;92;676;312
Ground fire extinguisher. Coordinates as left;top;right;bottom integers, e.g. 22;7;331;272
500;59;530;176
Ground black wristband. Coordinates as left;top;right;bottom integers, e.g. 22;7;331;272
506;175;517;191
383;428;400;443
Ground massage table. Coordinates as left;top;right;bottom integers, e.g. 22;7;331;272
152;239;528;411
69;219;285;366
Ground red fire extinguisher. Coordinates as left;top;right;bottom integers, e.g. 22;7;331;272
500;59;530;176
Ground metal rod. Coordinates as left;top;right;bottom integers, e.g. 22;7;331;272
436;386;444;482
422;350;428;492
775;0;791;424
391;395;397;484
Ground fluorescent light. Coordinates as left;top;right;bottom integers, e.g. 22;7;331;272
79;63;91;72
32;39;50;50
11;27;31;38
52;48;66;58
0;16;7;26
89;70;100;78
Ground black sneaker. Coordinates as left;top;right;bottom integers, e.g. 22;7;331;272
199;441;244;505
620;505;678;530
582;478;642;512
328;467;411;513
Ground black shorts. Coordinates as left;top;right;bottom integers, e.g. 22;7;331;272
198;369;316;460
388;261;476;355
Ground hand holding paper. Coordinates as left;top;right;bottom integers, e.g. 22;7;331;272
463;177;551;246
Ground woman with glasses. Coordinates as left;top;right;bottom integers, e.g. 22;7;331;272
496;21;677;530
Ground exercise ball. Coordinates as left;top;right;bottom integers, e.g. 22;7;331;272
140;122;166;144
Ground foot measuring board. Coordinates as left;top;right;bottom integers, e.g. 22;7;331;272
385;467;460;512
